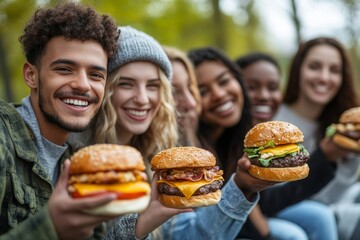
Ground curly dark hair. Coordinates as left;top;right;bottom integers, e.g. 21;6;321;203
19;2;119;65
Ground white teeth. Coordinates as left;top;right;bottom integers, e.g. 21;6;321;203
128;109;147;117
254;105;271;113
215;101;233;113
63;99;89;106
314;84;328;93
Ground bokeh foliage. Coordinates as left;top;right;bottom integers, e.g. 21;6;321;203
0;0;359;102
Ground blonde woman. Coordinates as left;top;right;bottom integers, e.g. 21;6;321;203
163;46;201;147
89;29;177;164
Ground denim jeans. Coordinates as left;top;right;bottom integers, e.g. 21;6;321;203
276;200;338;240
268;217;308;240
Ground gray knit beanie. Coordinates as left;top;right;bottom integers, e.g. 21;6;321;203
108;26;172;80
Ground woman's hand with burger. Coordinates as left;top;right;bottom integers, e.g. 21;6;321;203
325;106;360;155
233;155;279;201
233;121;311;200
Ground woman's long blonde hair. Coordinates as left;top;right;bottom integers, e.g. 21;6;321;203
94;64;178;160
163;46;202;115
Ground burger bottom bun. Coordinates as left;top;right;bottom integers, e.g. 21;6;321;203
249;164;309;182
333;133;360;152
159;190;221;209
82;194;150;216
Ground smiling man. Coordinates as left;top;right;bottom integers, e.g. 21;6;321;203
0;3;120;239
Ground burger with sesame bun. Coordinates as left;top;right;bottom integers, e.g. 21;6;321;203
326;107;360;152
244;121;310;182
68;144;151;216
151;146;224;208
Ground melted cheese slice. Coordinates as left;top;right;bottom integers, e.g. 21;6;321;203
157;176;224;199
73;181;151;195
260;143;299;156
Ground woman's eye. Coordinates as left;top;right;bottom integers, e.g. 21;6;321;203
147;83;160;89
199;88;208;96
330;67;341;74
268;83;280;91
118;82;132;87
247;84;257;91
307;62;320;70
219;78;229;86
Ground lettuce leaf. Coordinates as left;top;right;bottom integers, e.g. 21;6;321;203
244;142;309;167
326;124;337;137
244;141;275;157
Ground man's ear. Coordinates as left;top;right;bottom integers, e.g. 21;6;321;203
23;63;38;89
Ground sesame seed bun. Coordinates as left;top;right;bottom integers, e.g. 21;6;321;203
82;195;151;216
151;146;216;170
244;121;304;148
70;144;145;174
333;133;360;152
248;164;309;182
339;107;360;124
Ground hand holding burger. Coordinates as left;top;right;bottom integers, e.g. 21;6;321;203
68;144;151;216
326;106;360;152
244;121;310;182
151;146;224;208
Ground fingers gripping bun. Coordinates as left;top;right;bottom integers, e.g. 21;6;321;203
151;146;216;170
83;195;151;216
339;107;360;124
158;190;222;208
333;133;360;152
244;121;304;147
70;144;145;174
249;164;309;182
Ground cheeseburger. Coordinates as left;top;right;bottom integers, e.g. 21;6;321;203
244;121;310;182
326;107;360;152
68;144;151;216
151;146;224;208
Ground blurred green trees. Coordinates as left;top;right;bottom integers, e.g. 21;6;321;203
0;0;359;102
0;0;267;102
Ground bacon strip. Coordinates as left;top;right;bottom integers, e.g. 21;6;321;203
159;167;223;182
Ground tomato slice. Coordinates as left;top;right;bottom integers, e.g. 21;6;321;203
71;189;146;199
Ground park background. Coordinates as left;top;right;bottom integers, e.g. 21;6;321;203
1;0;360;102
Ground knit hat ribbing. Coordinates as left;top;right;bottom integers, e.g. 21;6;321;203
108;26;172;80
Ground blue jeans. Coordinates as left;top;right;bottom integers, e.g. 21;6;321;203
268;217;308;240
276;200;338;240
